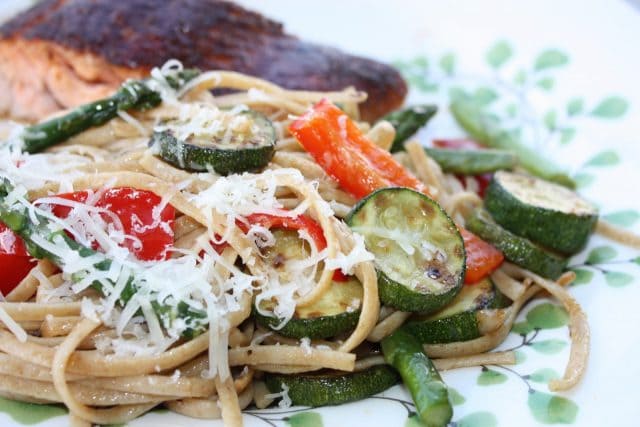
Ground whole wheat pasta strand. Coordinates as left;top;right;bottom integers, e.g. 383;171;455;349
433;351;517;370
0;302;81;321
0;374;173;406
508;265;589;392
52;319;161;424
596;219;640;249
6;260;58;302
166;382;254;420
228;345;355;371
367;310;411;342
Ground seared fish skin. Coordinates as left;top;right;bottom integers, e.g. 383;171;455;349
0;0;407;122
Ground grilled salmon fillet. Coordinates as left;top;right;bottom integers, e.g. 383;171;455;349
0;0;407;122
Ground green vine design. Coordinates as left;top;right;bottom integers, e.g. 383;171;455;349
394;40;630;194
570;245;639;287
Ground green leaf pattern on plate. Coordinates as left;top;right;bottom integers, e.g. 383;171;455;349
526;303;569;329
536;77;555;91
485;40;513;69
448;387;466;406
566;98;584;116
477;368;508;386
573;172;595;189
439;52;456;76
584;150;620;167
528;391;578;424
534;49;569;71
604;270;634;287
603;210;640;228
559;127;576;144
457;411;498;427
590;96;629;118
528;368;561;384
286;412;323;427
531;339;568;355
585;246;618;264
571;268;594;286
0;398;67;425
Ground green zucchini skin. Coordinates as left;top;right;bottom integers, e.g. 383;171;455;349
346;187;465;313
376;270;461;314
403;311;479;344
466;209;567;279
403;278;496;344
383;105;438;152
424;148;518;175
381;329;452;427
150;110;275;175
264;365;399;407
253;301;360;340
485;171;598;255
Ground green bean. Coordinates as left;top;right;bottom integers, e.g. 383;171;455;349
424;147;517;174
450;95;575;188
381;329;452;427
383;105;437;152
22;69;200;153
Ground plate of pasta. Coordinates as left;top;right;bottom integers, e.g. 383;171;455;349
0;1;639;427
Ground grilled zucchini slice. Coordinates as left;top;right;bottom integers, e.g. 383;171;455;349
402;278;502;344
150;107;275;175
466;209;567;279
346;187;465;313
264;364;399;407
485;171;598;255
254;229;363;339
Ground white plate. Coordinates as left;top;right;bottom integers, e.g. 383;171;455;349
0;1;639;426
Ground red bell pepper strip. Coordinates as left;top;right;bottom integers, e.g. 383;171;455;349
460;228;504;284
242;211;353;281
433;138;483;150
291;100;503;283
243;212;327;251
44;187;176;261
289;99;428;199
0;222;37;295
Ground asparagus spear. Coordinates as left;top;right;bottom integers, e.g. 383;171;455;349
450;95;575;188
0;178;206;337
21;69;200;154
382;105;438;152
381;329;452;427
424;147;518;174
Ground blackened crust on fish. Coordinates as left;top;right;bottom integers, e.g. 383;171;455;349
0;0;407;121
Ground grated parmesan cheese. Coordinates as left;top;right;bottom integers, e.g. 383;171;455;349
325;232;374;276
264;383;292;409
299;337;312;355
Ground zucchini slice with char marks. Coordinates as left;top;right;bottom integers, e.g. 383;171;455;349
485;171;598;255
466;208;567;279
254;229;363;339
264;363;398;407
150;106;275;175
403;278;505;344
346;187;465;313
